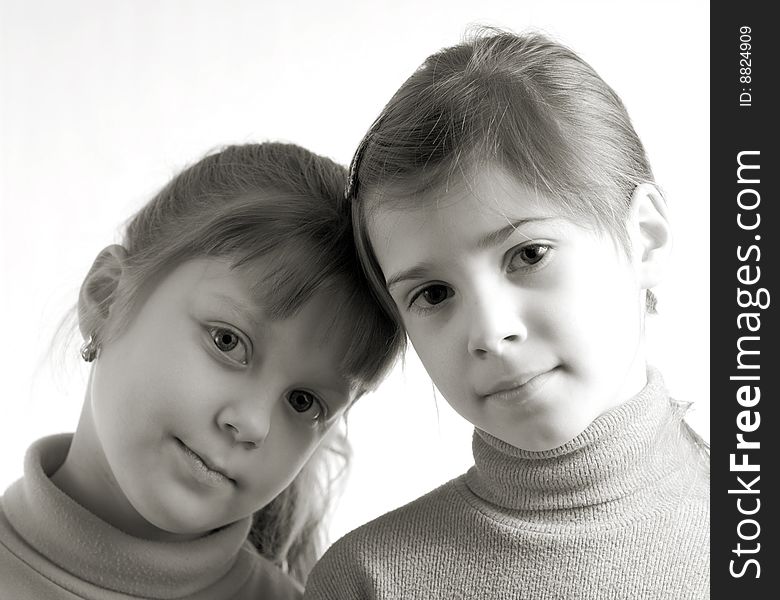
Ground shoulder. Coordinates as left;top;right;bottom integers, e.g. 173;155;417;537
304;477;468;599
328;476;468;554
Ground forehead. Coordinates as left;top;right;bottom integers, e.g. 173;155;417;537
152;256;355;371
367;166;569;255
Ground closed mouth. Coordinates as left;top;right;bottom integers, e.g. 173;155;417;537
481;367;557;400
175;437;235;484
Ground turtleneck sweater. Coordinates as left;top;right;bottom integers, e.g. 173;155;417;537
304;370;709;599
0;434;302;599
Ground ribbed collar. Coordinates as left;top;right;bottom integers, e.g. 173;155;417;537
3;434;253;598
465;369;696;519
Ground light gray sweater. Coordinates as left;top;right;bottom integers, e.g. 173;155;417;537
304;370;709;599
0;434;302;599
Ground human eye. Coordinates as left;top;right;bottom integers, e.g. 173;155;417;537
407;283;454;315
507;243;553;273
208;326;250;366
287;390;328;424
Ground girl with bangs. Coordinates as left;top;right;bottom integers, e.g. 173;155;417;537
0;143;403;599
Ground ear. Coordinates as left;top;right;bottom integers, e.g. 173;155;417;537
78;244;128;341
627;183;672;289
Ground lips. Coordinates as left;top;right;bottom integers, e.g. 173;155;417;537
478;367;558;400
480;370;545;396
175;438;235;486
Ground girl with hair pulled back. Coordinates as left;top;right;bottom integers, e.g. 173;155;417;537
0;143;402;599
305;30;709;599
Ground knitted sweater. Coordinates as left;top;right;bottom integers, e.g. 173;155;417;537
0;434;302;599
305;370;709;599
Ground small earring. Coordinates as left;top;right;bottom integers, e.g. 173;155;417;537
80;335;99;362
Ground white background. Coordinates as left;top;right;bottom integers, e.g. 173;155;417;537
0;0;709;547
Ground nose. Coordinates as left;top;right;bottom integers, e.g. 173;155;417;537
466;286;528;358
216;398;272;450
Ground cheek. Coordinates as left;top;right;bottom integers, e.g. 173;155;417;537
99;336;215;436
407;319;461;395
241;422;320;502
274;402;323;452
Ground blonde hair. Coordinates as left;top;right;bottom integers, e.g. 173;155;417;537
84;142;403;582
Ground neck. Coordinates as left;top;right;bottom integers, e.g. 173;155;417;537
51;385;195;542
4;435;254;597
465;368;693;515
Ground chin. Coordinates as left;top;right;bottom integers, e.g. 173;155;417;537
501;433;565;452
133;492;225;539
499;416;588;452
151;511;229;539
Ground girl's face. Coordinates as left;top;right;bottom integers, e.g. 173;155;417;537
89;257;355;535
368;166;649;451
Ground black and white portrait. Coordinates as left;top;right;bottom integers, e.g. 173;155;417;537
1;1;710;598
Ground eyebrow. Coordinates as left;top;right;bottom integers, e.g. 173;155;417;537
386;264;437;290
476;217;554;250
205;292;265;331
385;217;555;290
